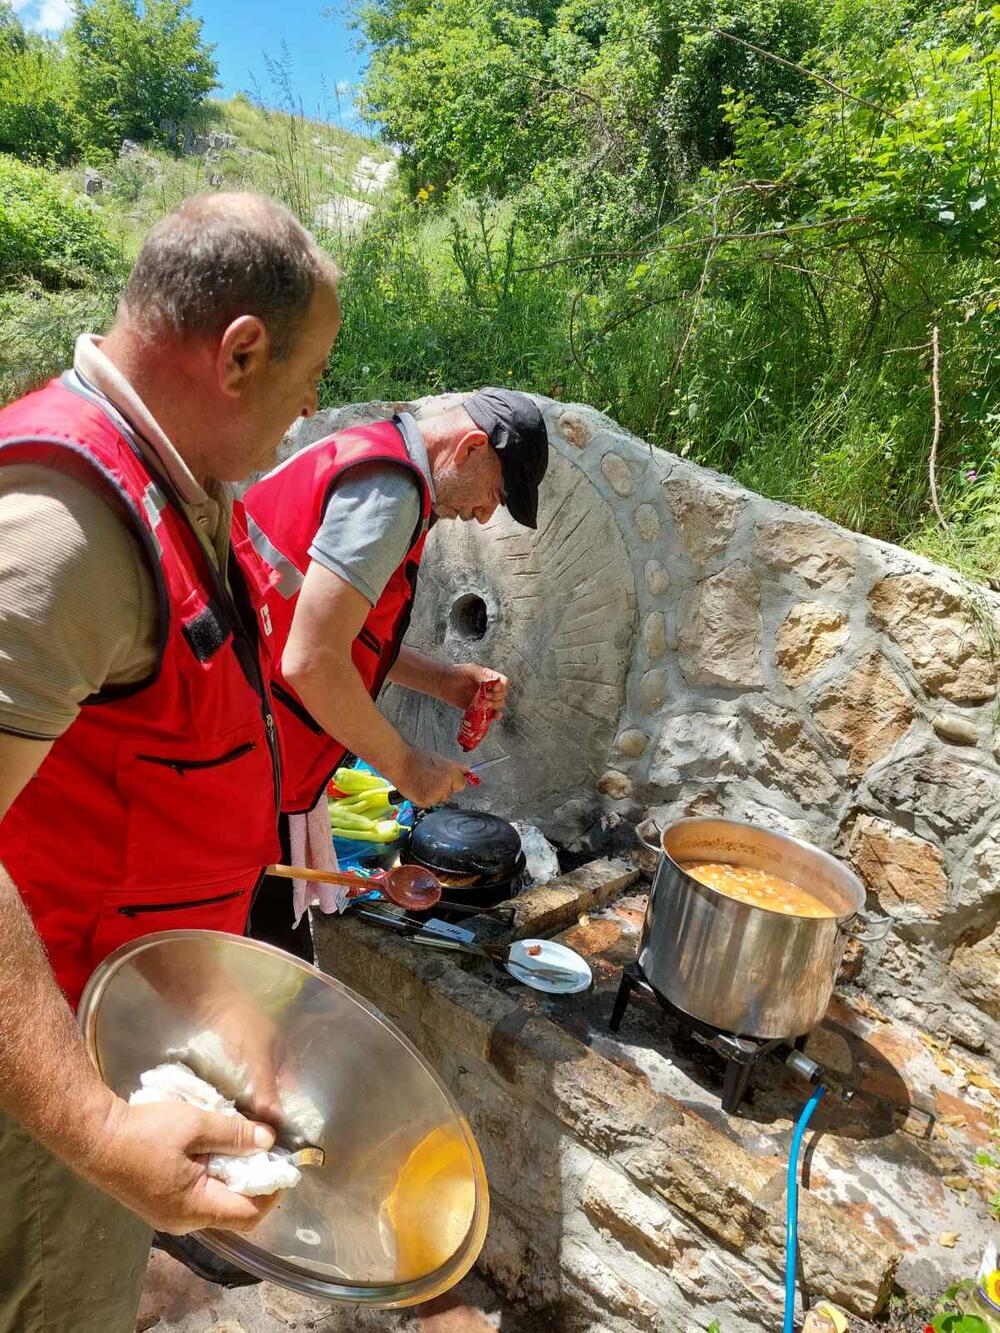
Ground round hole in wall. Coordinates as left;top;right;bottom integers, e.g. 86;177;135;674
450;593;489;641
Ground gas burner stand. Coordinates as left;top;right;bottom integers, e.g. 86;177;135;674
609;960;811;1113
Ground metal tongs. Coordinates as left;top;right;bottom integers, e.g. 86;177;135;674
411;933;579;982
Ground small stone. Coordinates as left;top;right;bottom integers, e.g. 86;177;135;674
869;572;997;704
812;651;913;776
776;602;850;686
600;452;634;496
642;611;668;658
558;410;593;448
931;711;982;745
634;503;661;542
848;815;949;918
662;474;744;563
638;668;668;712
645;559;670;596
83;166;108;196
684;790;723;817
678;563;764;688
616;728;649;757
597;769;633;799
754;518;857;591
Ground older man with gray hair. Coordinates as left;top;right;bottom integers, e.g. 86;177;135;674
0;193;341;1333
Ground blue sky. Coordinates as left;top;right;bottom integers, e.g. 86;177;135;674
12;0;369;129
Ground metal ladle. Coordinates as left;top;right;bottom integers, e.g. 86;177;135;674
269;862;442;911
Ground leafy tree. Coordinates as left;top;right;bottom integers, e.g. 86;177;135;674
357;0;549;196
67;0;218;155
356;0;833;240
0;2;26;55
0;5;79;163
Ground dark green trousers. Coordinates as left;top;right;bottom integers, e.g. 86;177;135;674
0;1111;152;1333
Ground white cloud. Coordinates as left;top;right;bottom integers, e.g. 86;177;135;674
13;0;73;32
335;80;353;97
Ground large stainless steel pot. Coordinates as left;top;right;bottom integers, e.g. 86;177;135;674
637;817;869;1039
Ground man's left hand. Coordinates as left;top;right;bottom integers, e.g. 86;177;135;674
440;664;509;718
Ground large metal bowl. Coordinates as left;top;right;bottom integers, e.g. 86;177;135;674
637;817;866;1038
78;931;489;1306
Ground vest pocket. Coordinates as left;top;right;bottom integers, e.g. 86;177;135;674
116;888;246;918
91;876;256;971
134;742;256;775
118;727;277;891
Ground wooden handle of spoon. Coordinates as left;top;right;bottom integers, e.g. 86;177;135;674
269;862;372;889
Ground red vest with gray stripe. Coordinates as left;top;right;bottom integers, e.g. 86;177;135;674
243;420;434;814
0;374;282;1008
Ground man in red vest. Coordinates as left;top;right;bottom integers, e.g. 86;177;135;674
0;193;341;1331
243;390;549;960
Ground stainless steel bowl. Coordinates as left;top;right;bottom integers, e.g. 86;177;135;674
78;930;489;1306
637;817;867;1039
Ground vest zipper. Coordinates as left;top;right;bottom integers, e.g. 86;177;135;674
272;680;324;734
135;741;256;775
117;888;246;918
63;372;283;821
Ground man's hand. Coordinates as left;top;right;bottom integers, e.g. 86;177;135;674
90;1098;281;1235
390;746;469;807
439;664;509;718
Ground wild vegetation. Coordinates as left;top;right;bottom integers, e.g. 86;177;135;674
1;0;998;582
345;0;1000;579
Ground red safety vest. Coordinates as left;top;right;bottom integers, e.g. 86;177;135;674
0;374;282;1008
243;419;434;814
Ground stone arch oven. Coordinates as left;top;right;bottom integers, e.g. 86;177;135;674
282;390;1000;1059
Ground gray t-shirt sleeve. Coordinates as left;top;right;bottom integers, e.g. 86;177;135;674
308;461;422;606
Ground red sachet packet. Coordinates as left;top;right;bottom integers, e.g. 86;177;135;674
457;681;496;753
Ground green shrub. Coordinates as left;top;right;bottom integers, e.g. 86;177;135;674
0;155;120;287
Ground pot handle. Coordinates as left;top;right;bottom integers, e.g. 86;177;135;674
636;818;664;855
841;911;893;945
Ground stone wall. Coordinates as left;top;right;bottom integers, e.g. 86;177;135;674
285;395;1000;1058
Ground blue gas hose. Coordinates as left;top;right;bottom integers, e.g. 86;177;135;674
783;1083;827;1333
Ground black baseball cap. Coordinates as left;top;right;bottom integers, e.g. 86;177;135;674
464;388;549;529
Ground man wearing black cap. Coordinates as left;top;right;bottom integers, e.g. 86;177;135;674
241;388;549;962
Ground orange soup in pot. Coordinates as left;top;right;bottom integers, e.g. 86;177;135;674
678;861;835;918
